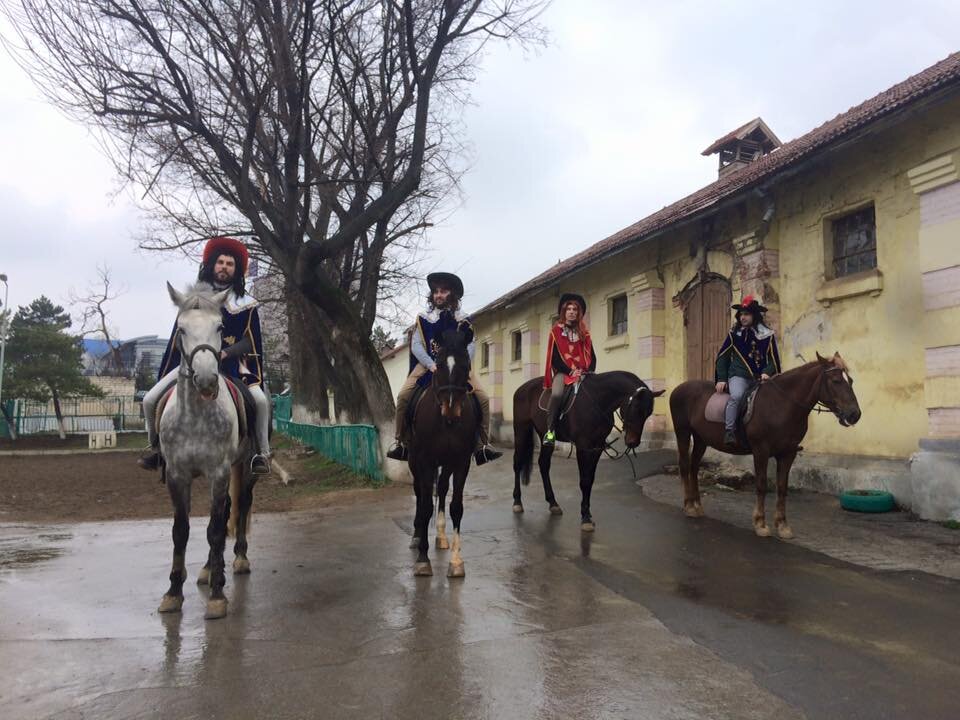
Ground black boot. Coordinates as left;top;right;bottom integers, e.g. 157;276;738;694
723;430;737;448
251;454;271;475
138;446;161;471
474;445;503;466
386;442;409;461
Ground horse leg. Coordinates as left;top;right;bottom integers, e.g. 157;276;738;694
158;475;191;613
687;437;707;517
447;459;469;579
513;418;532;514
539;443;563;515
435;467;451;550
752;451;771;538
577;448;602;532
204;466;232;619
774;450;798;539
232;465;255;574
413;460;436;576
410;469;421;549
675;424;696;516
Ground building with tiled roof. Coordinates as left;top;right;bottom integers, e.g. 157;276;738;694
429;52;960;520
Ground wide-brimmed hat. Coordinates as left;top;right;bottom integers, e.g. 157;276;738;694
732;294;767;313
202;236;249;276
558;293;587;316
427;272;464;299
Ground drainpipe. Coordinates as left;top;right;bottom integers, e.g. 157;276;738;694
753;187;776;240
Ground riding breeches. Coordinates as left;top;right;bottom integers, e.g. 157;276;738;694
393;365;492;447
143;368;179;445
546;373;567;430
724;376;751;432
248;384;271;456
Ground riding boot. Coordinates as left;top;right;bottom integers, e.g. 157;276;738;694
723;430;737;448
386;441;409;461
474;445;503;466
251;453;271;475
138;441;161;471
543;394;563;446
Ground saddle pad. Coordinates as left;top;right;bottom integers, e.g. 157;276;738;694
705;392;728;423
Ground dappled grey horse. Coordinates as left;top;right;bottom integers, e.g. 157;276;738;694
156;282;255;620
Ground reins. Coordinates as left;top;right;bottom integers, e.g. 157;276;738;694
762;365;846;421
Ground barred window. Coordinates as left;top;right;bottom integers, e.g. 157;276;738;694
609;295;628;336
511;331;522;362
831;206;877;278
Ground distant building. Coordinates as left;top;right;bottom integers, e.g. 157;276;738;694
113;335;168;379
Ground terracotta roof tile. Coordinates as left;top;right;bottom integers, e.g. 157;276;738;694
475;52;960;317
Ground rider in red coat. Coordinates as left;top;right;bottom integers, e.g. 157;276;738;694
542;293;595;445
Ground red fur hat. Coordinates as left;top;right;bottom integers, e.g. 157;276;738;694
202;236;249;276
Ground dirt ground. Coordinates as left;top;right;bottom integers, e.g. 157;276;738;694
0;435;395;523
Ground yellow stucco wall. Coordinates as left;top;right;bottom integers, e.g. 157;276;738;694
470;93;960;460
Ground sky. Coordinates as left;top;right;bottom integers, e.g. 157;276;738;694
0;0;958;341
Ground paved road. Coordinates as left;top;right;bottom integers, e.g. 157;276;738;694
2;452;958;719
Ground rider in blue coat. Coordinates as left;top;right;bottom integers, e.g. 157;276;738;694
139;236;272;474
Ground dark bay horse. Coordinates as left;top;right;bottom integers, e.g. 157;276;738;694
408;330;478;578
669;352;861;539
513;371;664;531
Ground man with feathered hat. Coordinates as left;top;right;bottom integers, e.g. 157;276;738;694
386;272;502;465
715;294;782;447
139;236;272;474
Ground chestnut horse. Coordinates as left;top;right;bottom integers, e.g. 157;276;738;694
512;371;663;531
669;352;861;538
408;329;478;579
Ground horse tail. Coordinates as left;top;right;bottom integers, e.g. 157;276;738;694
513;418;534;486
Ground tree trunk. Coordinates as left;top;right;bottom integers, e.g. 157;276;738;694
286;286;396;424
51;389;66;440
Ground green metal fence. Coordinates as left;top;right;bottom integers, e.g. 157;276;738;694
273;394;292;423
274;418;384;483
2;395;142;436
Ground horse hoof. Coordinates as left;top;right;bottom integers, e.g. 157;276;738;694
683;504;704;518
512;504;524;514
754;525;771;538
581;521;595;532
447;561;465;579
435;536;450;550
549;505;564;516
777;524;795;540
158;594;183;614
196;567;210;585
414;561;433;577
410;536;420;549
205;598;228;620
233;556;251;574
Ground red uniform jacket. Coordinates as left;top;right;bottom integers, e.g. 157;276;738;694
543;323;595;389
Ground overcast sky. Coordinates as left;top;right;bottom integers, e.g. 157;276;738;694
0;0;958;340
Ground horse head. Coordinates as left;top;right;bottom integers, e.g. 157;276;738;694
167;282;229;400
621;383;666;448
432;329;472;424
815;351;861;427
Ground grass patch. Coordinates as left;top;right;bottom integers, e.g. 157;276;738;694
271;432;387;495
941;520;960;531
0;432;147;451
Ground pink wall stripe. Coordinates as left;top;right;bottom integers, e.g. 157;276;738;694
635;288;665;311
929;407;960;438
925;345;960;377
636;335;665;358
920;180;960;227
922;266;960;310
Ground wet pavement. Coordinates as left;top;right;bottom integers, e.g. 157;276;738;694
2;452;959;719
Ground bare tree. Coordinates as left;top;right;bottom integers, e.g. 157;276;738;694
2;0;546;442
69;264;126;375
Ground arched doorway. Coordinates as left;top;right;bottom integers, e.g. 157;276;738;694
684;278;731;381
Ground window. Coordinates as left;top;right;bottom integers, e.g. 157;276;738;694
831;206;877;278
511;331;522;362
481;342;490;369
609;295;628;336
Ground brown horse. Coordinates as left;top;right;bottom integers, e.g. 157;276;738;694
669;352;861;539
513;371;664;530
407;329;478;578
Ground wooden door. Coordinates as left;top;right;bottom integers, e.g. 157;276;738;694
685;279;731;381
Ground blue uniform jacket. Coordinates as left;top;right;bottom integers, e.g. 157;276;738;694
410;309;474;388
157;291;264;387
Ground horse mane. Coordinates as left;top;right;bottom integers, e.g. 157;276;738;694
179;283;222;313
777;355;847;379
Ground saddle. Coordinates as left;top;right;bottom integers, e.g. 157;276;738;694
704;382;761;433
406;384;482;442
538;382;579;439
156;376;252;443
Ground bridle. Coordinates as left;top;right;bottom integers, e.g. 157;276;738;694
175;327;221;380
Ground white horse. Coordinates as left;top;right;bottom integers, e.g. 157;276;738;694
156;282;254;620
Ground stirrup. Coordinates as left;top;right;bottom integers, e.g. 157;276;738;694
386;443;409;461
251;453;271;475
542;430;556;446
138;446;161;471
